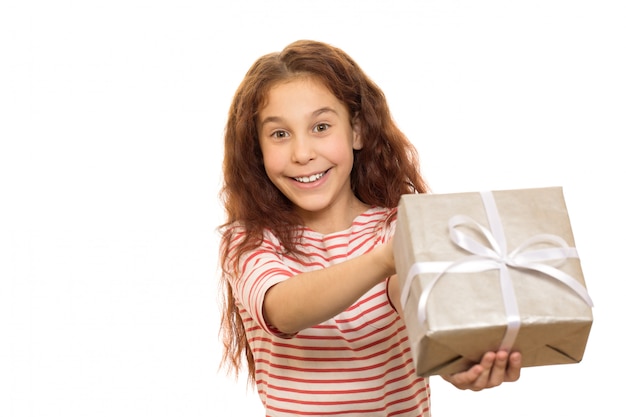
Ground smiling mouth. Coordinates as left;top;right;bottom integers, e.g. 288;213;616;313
293;170;327;183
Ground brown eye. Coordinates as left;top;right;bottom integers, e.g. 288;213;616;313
313;123;330;133
271;130;288;139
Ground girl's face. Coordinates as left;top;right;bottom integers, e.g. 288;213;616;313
257;77;365;231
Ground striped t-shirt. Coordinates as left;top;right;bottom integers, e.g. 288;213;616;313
227;206;431;416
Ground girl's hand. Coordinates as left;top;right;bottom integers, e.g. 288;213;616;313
441;351;522;391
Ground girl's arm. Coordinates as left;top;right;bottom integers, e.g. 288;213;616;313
262;239;395;335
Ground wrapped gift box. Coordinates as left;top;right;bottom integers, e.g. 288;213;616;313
393;187;593;377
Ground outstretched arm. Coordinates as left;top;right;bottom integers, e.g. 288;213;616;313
263;239;396;335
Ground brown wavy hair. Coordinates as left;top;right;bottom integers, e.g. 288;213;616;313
218;39;429;384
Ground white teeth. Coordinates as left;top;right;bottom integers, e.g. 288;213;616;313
294;172;325;183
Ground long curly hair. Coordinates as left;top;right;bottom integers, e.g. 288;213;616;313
218;39;429;384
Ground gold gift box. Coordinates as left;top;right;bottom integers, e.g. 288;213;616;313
393;187;593;377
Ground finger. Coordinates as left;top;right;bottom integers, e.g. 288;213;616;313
505;351;522;382
442;363;483;390
485;350;510;387
471;351;497;389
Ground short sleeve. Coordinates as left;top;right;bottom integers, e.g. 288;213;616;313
225;228;295;337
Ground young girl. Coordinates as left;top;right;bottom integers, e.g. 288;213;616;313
219;39;522;416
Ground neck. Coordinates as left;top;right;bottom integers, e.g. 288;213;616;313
299;197;370;235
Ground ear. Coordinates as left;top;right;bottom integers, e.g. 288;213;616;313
351;118;363;150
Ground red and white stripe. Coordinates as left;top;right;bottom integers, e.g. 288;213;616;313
229;207;430;416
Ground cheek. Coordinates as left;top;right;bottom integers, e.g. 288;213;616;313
260;146;286;176
328;137;356;165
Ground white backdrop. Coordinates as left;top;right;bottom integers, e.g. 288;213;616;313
1;1;624;416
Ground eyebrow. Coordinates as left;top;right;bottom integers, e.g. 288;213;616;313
258;107;339;127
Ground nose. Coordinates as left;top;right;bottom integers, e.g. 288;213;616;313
291;135;316;164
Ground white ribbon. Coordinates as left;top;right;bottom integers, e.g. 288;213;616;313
400;191;594;352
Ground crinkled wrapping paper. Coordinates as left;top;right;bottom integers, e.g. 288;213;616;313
393;187;593;377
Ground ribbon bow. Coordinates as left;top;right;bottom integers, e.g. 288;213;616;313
400;191;594;352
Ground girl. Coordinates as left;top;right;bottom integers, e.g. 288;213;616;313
219;39;521;416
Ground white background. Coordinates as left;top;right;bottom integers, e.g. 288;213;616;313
1;1;624;416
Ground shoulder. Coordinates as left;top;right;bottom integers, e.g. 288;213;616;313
356;206;397;234
221;222;283;249
220;223;287;275
358;206;397;223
